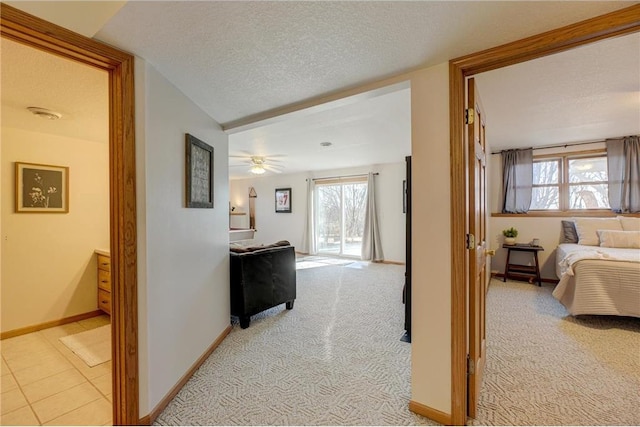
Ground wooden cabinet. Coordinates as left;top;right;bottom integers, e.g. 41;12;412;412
96;252;111;315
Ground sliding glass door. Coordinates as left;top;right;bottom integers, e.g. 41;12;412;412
316;179;367;257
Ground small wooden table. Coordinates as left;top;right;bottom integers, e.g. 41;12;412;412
502;244;544;286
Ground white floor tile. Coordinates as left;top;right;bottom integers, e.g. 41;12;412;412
78;316;110;331
43;398;111;426
31;382;102;423
91;373;112;396
1;373;18;392
1;388;28;415
12;355;74;387
0;405;40;426
21;368;86;403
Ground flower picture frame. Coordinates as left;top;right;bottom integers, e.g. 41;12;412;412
15;162;69;213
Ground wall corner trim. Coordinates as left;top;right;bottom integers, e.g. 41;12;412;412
409;400;453;425
141;325;232;425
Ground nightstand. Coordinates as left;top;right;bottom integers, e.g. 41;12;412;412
502;244;544;286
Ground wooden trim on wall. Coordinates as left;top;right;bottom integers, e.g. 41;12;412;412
1;4;139;425
448;59;468;427
449;5;640;426
381;260;406;266
0;310;103;340
450;6;640;76
409;400;452;425
139;325;233;425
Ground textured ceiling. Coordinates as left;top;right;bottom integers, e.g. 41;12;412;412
475;32;640;151
229;85;410;179
4;1;637;178
1;38;109;143
94;1;635;126
4;1;126;38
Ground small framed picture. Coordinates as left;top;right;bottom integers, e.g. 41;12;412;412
15;162;69;213
185;133;214;208
275;188;292;213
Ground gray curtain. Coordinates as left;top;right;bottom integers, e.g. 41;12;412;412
301;178;316;254
501;148;533;213
361;173;384;261
607;136;640;213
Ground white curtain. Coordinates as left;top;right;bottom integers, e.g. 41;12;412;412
301;178;316;254
361;172;384;261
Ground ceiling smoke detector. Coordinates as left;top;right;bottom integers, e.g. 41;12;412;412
320;141;332;147
27;107;62;120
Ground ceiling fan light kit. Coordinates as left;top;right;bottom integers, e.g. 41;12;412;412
249;164;266;174
230;154;284;175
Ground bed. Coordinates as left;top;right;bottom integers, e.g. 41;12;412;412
552;217;640;318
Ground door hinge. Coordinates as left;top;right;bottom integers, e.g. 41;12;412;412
465;108;475;125
467;355;475;375
466;233;475;249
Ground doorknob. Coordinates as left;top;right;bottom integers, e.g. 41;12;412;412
485;249;496;256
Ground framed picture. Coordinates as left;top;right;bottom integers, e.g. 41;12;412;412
275;188;292;213
185;133;214;208
15;162;69;213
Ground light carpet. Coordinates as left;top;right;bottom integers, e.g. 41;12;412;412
155;265;640;426
156;262;435;426
295;255;356;270
473;279;640;426
59;324;111;367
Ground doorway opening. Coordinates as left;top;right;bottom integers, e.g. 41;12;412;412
1;4;138;425
449;6;640;425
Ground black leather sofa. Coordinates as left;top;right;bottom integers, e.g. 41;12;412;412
230;241;296;328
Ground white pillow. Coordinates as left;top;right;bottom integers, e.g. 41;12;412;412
572;218;623;246
617;216;640;232
597;230;640;249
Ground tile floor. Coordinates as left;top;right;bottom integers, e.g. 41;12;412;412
1;315;112;426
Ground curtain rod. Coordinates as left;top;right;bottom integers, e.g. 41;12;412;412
307;173;379;182
491;139;606;155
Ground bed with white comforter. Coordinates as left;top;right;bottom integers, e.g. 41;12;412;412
553;243;640;317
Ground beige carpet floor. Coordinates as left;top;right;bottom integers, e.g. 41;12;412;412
474;279;640;426
155;263;640;426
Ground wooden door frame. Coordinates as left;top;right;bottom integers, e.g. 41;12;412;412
1;4;139;425
449;5;640;425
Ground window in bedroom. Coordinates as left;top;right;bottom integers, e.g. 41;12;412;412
531;151;609;211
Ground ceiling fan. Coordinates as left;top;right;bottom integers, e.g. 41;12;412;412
229;155;284;175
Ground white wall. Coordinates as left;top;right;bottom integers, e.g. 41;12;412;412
1;128;110;332
229;162;407;263
409;63;451;414
135;60;230;415
488;142;606;280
